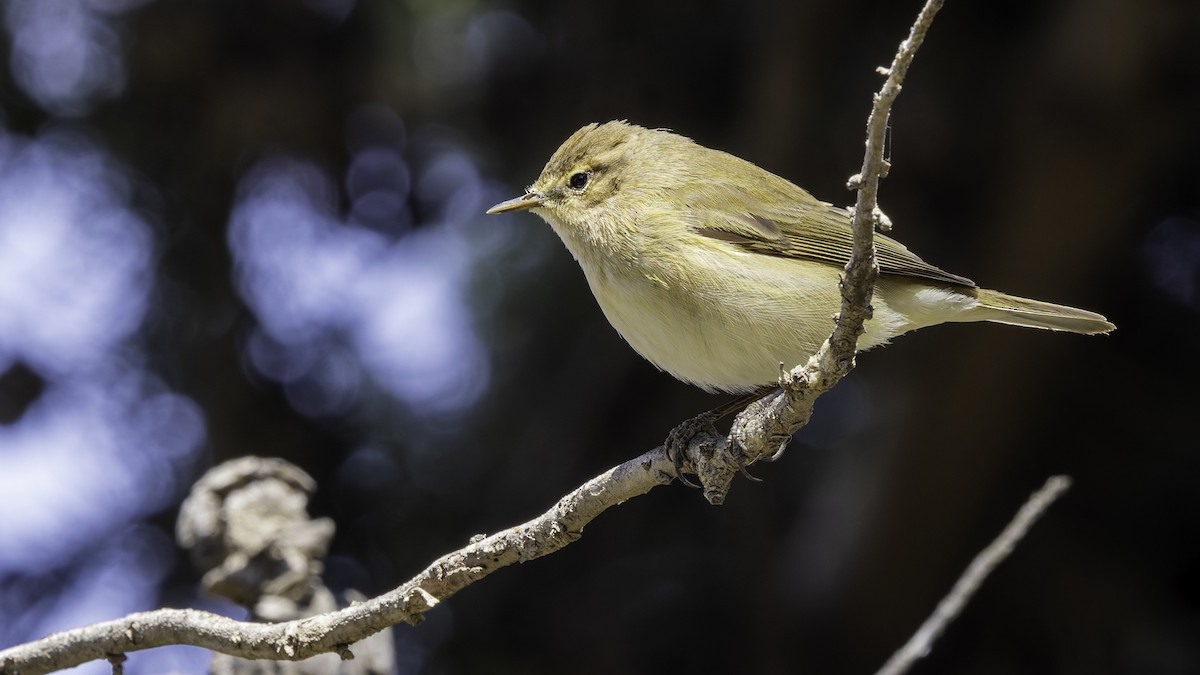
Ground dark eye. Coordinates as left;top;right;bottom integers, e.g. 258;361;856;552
569;172;590;190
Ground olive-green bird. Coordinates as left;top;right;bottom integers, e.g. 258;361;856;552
488;121;1114;394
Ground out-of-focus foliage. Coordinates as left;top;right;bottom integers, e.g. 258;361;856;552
0;1;1196;673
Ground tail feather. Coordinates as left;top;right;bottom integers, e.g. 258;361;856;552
975;289;1115;335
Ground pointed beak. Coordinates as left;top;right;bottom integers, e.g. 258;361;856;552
486;191;545;214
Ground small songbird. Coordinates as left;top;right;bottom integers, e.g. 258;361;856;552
488;121;1113;394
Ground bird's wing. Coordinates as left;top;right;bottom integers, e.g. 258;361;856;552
686;183;975;288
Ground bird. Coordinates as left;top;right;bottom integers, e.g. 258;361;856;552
487;121;1114;396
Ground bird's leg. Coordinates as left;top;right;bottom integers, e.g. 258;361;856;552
664;411;720;489
665;387;777;488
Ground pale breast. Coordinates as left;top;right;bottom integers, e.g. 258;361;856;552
575;246;909;393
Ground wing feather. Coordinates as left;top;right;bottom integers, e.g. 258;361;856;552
680;181;974;287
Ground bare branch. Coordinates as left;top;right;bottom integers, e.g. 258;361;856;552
876;475;1074;675
0;450;675;675
690;0;946;503
0;1;951;672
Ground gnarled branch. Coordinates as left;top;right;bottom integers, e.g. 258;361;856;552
687;0;946;504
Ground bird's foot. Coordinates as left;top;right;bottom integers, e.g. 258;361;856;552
664;389;775;489
664;411;721;489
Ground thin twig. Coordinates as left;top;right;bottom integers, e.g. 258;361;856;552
875;475;1074;675
696;0;946;503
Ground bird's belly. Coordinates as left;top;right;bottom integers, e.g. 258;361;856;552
578;255;910;393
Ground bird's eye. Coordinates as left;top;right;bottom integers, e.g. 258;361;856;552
569;172;590;190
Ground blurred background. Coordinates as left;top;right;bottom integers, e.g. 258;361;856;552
0;0;1197;673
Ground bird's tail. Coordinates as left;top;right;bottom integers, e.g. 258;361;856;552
975;288;1115;335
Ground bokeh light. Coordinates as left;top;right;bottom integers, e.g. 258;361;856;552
2;0;142;116
0;128;150;375
228;120;496;419
412;8;543;91
0;126;206;669
1143;216;1200;311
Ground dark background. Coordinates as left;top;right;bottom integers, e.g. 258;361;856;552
1;0;1198;673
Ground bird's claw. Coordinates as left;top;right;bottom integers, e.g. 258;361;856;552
664;412;721;489
731;443;763;482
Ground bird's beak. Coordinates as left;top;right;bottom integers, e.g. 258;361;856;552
486;191;545;214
